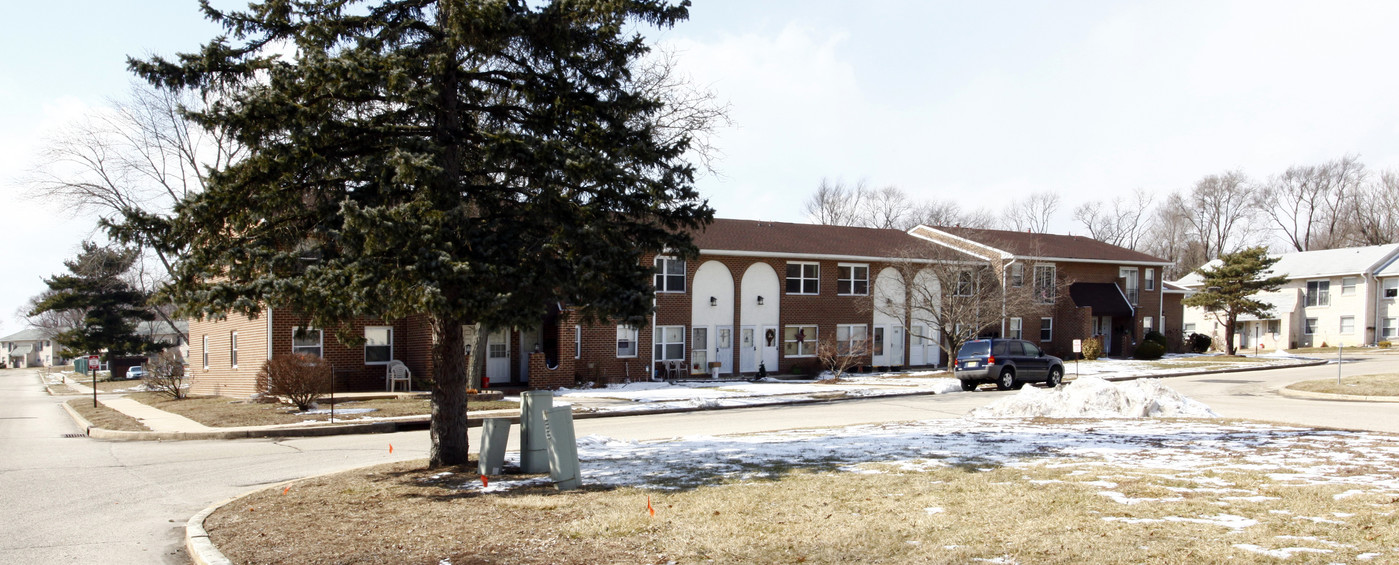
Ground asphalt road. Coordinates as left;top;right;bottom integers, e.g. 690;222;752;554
1;354;1394;564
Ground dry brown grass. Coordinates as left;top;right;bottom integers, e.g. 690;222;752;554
46;383;78;395
66;398;150;432
128;392;518;427
1286;373;1399;397
90;378;150;393
207;458;1399;564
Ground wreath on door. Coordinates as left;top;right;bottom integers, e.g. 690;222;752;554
764;329;776;347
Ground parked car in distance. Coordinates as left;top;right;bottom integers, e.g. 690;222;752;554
126;366;146;380
953;338;1065;391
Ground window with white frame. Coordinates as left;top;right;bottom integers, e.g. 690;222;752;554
783;325;817;357
1009;263;1023;287
365;326;393;364
1382;318;1397;339
202;335;209;370
1305;280;1330;307
573;326;581;359
1008;318;1022;339
1184;323;1196;333
654;256;685;293
786;262;819;294
1034;265;1056;304
616;325;639;358
1144;268;1155;291
1144;317;1154;333
835;324;867;354
1120;267;1139;306
837;264;869;295
230;331;239;368
292;327;323;357
1341;277;1357;296
1305;318;1319;335
1385;278;1399;298
1040;317;1053;342
1268;320;1280;334
1340;316;1355;335
954;270;974;297
653;326;685;361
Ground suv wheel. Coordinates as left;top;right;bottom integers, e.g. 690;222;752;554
1046;366;1063;388
961;380;979;392
996;368;1016;391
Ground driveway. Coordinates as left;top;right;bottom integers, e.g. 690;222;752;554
1;354;1394;563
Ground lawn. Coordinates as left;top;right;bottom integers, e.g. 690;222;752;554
66;398;149;432
1286;373;1399;397
205;417;1399;564
128;393;519;427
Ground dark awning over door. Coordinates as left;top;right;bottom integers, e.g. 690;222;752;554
1069;282;1134;317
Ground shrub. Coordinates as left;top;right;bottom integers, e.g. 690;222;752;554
143;350;188;400
1188;333;1212;354
260;354;333;411
1380;341;1392;348
1134;340;1166;360
1081;336;1103;361
1143;331;1168;348
817;336;870;379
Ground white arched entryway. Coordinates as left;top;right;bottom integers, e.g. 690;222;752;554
739;262;780;373
872;267;906;367
691;261;735;376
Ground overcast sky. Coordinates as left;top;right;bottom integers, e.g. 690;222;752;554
5;0;1399;336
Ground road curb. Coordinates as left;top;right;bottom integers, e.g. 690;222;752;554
59;400;94;435
1092;359;1329;382
186;477;307;565
1276;387;1399;403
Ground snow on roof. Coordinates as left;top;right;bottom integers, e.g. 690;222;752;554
1237;289;1301;321
1171;243;1399;287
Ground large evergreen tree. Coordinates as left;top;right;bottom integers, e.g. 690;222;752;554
130;0;712;466
1182;246;1289;355
29;242;167;360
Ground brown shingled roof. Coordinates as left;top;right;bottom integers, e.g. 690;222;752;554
932;226;1170;264
694;218;935;258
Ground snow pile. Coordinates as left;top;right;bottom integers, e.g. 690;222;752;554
969;376;1218;418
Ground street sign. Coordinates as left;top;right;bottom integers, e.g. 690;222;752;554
1072;339;1082;353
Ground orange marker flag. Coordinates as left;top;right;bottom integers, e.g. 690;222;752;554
647;496;655;516
282;486;290;495
481;475;489;488
389;444;394;453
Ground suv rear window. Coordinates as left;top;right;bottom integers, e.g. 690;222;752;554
957;341;990;357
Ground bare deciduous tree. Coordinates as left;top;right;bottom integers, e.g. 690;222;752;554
1255;155;1366;252
1350;170;1399;246
816;334;871;379
804;178;871;227
1003;191;1061;233
1176;171;1259;263
1073;188;1155;250
865;185;915;230
806;180;997;231
632;46;734;176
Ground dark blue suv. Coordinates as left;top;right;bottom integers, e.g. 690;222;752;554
953;338;1064;391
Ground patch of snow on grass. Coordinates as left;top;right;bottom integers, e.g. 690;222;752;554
1232;544;1332;558
300;407;375;415
968;376;1218;418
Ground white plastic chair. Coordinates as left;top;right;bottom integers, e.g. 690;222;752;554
386;360;412;392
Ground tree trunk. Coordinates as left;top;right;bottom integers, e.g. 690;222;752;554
429;316;469;467
1223;315;1237;356
467;323;488;390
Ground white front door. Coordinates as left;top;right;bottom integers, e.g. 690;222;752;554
487;329;510;383
888;326;904;366
759;325;779;373
739;326;756;372
691;327;709;376
872;326;888;367
909;324;926;366
716;325;733;375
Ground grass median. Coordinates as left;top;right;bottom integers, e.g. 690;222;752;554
128;393;519;427
1286;374;1399;397
207;456;1398;564
66;398;150;432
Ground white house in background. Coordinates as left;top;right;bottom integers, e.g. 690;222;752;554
1174;243;1399;350
1;328;64;368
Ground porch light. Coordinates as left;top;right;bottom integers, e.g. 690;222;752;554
710;296;718;307
757;296;764;305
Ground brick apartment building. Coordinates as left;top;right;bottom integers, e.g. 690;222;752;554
187;218;1177;396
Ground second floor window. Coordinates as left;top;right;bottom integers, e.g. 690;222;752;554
1306;280;1330;307
786;262;819;294
954;270;975;297
654;257;685;293
1034;265;1056;304
1009;263;1023;287
837;264;868;295
1120;268;1139;306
